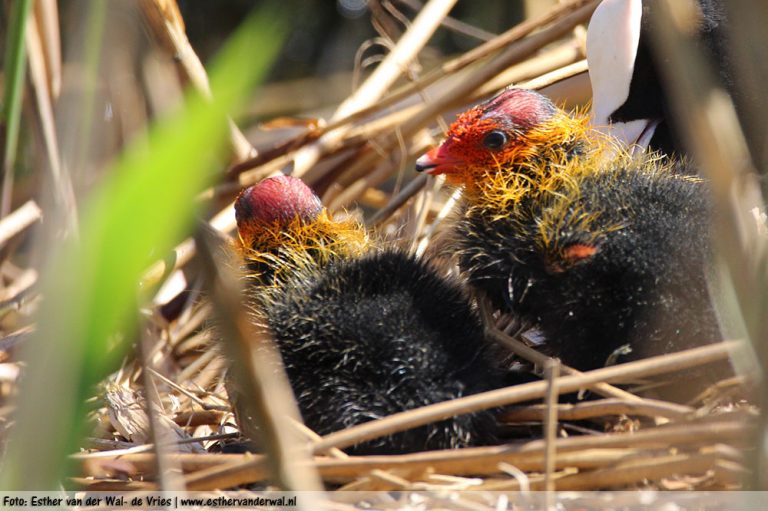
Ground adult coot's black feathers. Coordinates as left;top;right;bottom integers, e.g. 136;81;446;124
233;175;507;454
587;0;734;156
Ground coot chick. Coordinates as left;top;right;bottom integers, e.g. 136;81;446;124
233;175;509;453
416;89;724;394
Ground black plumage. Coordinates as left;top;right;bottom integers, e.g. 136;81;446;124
455;159;721;373
416;88;728;399
258;250;505;454
587;0;736;156
233;176;508;454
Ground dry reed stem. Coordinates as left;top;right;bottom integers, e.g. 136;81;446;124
25;15;78;233
194;229;324;497
176;347;219;385
138;0;255;161
334;0;456;121
475;51;586;101
0;200;42;248
499;398;693;423
293;0;456;175
538;451;730;491
0;269;37;307
172;330;212;359
139;339;187;491
79;419;748;490
312;341;738;452
290;420;348;460
327;138;432;212
519;59;589;92
33;0;61;98
169;303;213;346
543;360;560;493
482;303;641;402
146;368;225;412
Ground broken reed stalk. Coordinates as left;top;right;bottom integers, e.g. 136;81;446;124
543;360;560;493
75;419;750;490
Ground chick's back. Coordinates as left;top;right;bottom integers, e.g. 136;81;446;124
256;249;504;454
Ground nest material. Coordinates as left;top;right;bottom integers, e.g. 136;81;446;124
0;0;760;501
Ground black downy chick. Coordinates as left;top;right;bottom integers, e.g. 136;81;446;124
415;88;726;397
234;175;508;454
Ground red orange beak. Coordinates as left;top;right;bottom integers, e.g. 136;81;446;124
415;146;463;175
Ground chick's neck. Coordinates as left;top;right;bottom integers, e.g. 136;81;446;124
237;210;370;286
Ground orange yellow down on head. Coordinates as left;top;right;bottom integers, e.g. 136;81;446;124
415;88;616;208
234;175;369;283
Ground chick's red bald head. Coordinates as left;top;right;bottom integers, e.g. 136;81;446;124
415;88;556;182
235;175;322;230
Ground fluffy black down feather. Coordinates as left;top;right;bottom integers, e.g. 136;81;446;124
253;249;507;454
455;160;723;382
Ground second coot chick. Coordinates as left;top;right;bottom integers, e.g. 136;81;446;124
233;175;508;454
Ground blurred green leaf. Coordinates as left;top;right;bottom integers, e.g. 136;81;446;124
1;0;33;216
0;5;284;489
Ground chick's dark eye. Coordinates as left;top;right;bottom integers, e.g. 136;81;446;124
482;130;508;150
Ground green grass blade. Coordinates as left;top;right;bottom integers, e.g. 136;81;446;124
0;7;284;489
1;0;33;217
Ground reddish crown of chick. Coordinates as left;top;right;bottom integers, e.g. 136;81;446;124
234;175;370;280
415;89;557;181
235;175;322;230
416;88;597;201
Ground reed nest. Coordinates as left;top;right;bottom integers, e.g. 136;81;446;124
0;0;765;503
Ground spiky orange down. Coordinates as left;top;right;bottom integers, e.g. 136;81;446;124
236;210;370;286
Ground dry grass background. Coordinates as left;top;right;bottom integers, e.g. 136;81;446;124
0;0;765;502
